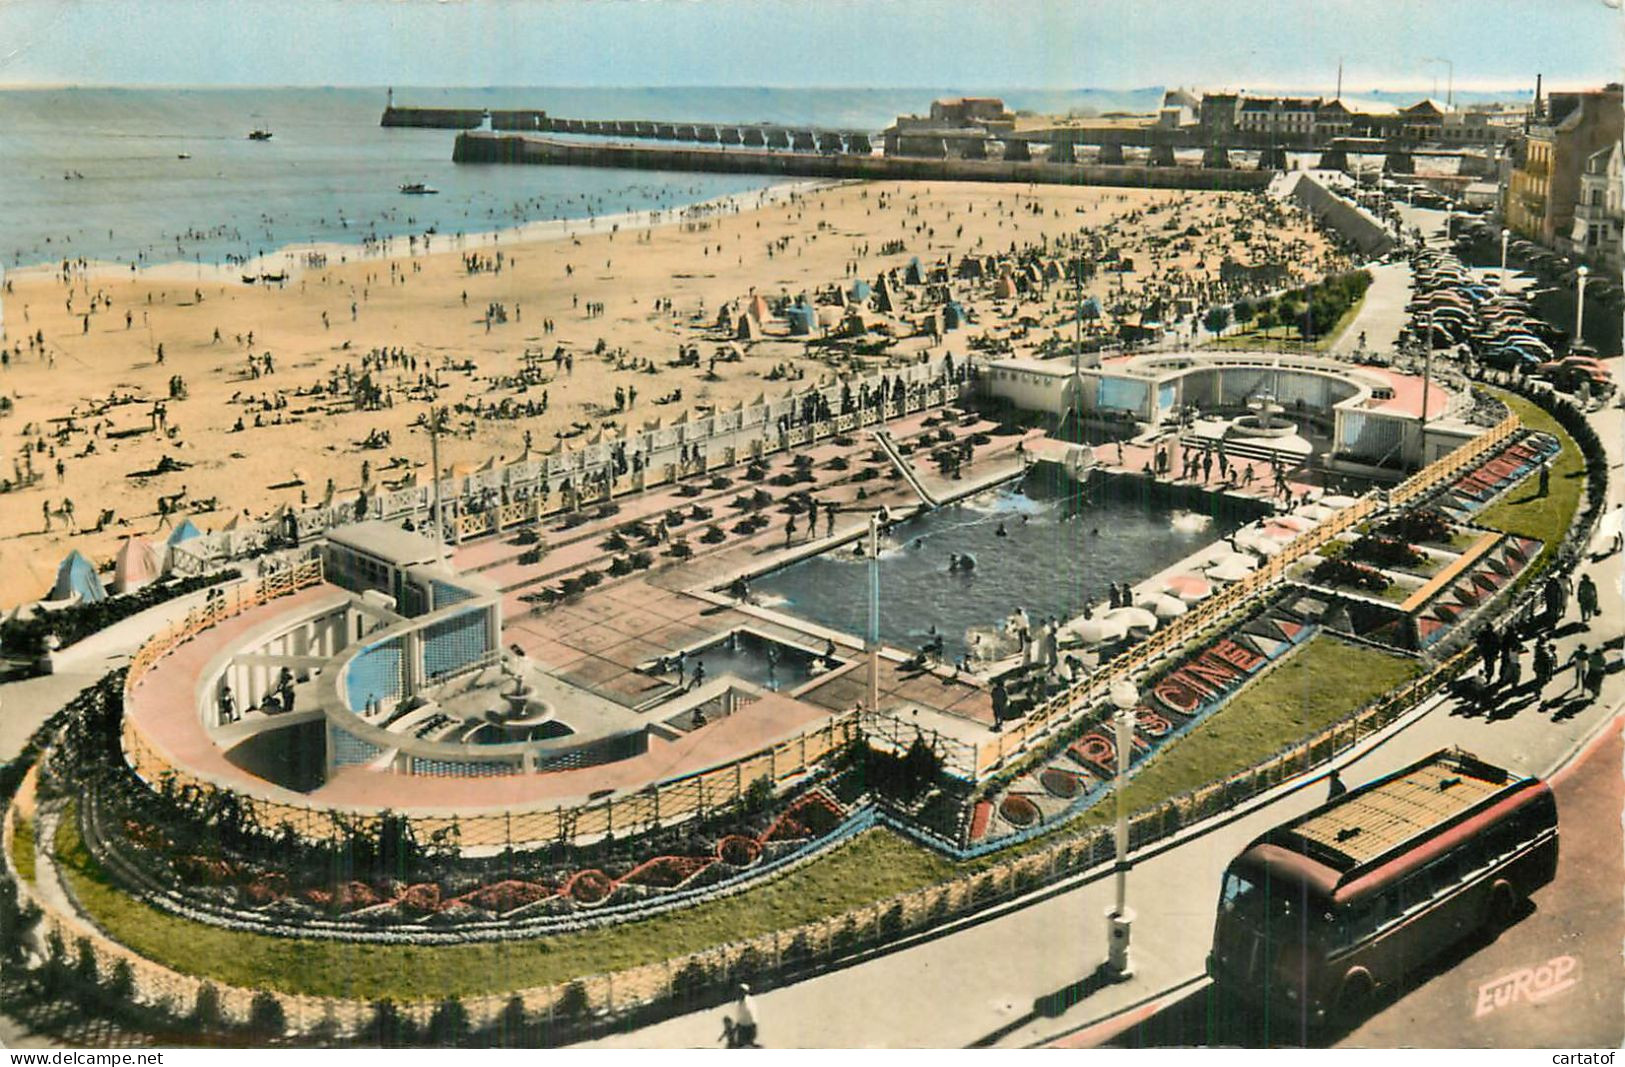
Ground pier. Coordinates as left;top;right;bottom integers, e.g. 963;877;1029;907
451;132;1278;192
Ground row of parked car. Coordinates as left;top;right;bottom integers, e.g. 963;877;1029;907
1409;249;1612;396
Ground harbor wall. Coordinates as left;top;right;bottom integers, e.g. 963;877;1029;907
451;132;1278;191
1286;171;1396;258
382;107;547;131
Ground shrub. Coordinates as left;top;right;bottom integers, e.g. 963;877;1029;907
192;982;225;1031
248;990;287;1039
999;795;1040;828
362;998;413;1047
1310;556;1391;593
495;996;529;1047
1349;535;1425;568
555;980;590;1020
427;996;471;1047
1380;508;1453;544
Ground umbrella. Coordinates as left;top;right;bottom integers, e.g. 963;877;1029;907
1296;504;1335;522
1210;551;1258;571
1207;559;1257;583
1106;606;1158;632
1163;574;1212;601
1320;494;1359;509
1151;595;1189;620
1066;617;1124;645
1270;515;1313;532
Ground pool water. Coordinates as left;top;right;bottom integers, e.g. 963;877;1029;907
750;471;1251;660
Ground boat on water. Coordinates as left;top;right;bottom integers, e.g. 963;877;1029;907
177;153;192;160
247;129;273;141
399;182;439;195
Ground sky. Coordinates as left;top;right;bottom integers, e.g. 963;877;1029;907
0;0;1619;92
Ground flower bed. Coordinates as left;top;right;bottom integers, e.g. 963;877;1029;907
1039;768;1081;800
1379;508;1453;545
1310;556;1391;593
998;795;1040;828
563;869;614;906
717;835;762;867
620;855;712;889
453;879;552;914
398;883;443;915
1348;535;1426;569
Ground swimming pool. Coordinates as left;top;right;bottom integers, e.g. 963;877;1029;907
750;470;1253;660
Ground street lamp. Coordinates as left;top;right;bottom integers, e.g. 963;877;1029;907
1500;228;1511;293
1106;678;1140;980
1575;265;1590;346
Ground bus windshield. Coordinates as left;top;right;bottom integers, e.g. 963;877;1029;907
1220;865;1332;941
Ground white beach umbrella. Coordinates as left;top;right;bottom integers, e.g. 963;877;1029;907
1296;504;1335;522
1163;574;1212;602
1066;617;1122;645
1320;494;1359;509
1207;558;1257;583
1151;595;1189;619
1209;550;1258;571
1106;605;1158;632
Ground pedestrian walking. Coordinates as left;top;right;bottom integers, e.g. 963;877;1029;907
1577;573;1599;624
1585;647;1608;701
1537;461;1550;498
1533;636;1556;693
1475;625;1499;684
732;984;759;1048
1569;643;1589;693
1543;574;1570;623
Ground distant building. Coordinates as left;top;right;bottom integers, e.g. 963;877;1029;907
928;97;1013;127
1238;96;1320;138
1158;88;1199;128
1503;84;1624;247
1567;142;1622;270
1199;92;1241;134
885;97;1013;157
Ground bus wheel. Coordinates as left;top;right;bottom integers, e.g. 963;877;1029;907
1333;972;1374;1028
1486;883;1520;930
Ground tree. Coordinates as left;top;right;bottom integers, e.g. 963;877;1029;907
1203;306;1232;335
191;982;225;1031
1233;297;1256;323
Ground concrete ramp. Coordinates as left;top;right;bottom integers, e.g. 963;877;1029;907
871;429;939;507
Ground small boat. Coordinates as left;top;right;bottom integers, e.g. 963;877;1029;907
399;182;439;195
247;129;273;141
177;152;192;160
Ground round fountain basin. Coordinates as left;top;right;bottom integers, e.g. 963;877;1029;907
1229;415;1298;440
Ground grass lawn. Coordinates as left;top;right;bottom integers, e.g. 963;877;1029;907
1075;635;1422;827
1474;390;1585;571
1207;292;1367;355
55;808;954;1000
10;814;35;885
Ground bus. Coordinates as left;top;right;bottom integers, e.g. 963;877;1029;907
1207;748;1558;1027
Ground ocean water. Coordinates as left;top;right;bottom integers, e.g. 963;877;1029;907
0;85;1164;271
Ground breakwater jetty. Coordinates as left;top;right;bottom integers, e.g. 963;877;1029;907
381;106;549;130
452;132;1277;191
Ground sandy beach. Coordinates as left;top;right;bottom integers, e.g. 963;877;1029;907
0;178;1346;609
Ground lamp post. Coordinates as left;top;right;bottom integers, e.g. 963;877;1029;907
1575;265;1590;346
866;507;889;713
1499;228;1511;293
1105;678;1140;980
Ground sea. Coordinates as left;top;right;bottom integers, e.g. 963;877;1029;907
0;85;1168;274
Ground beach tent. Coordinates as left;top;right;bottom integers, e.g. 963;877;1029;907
872;278;895;313
716;304;734;330
848;279;872;302
817;305;844;330
111;536;162;594
1080;296;1103;320
993;272;1017;300
166;517;203;547
904;257;926;285
785;302;818;336
51;550;106;604
842;308;872;337
735;313;762;341
943;301;967;330
745;293;771;323
956;258;985;280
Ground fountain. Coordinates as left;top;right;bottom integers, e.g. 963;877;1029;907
481;656;558;741
1229;391;1298;440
